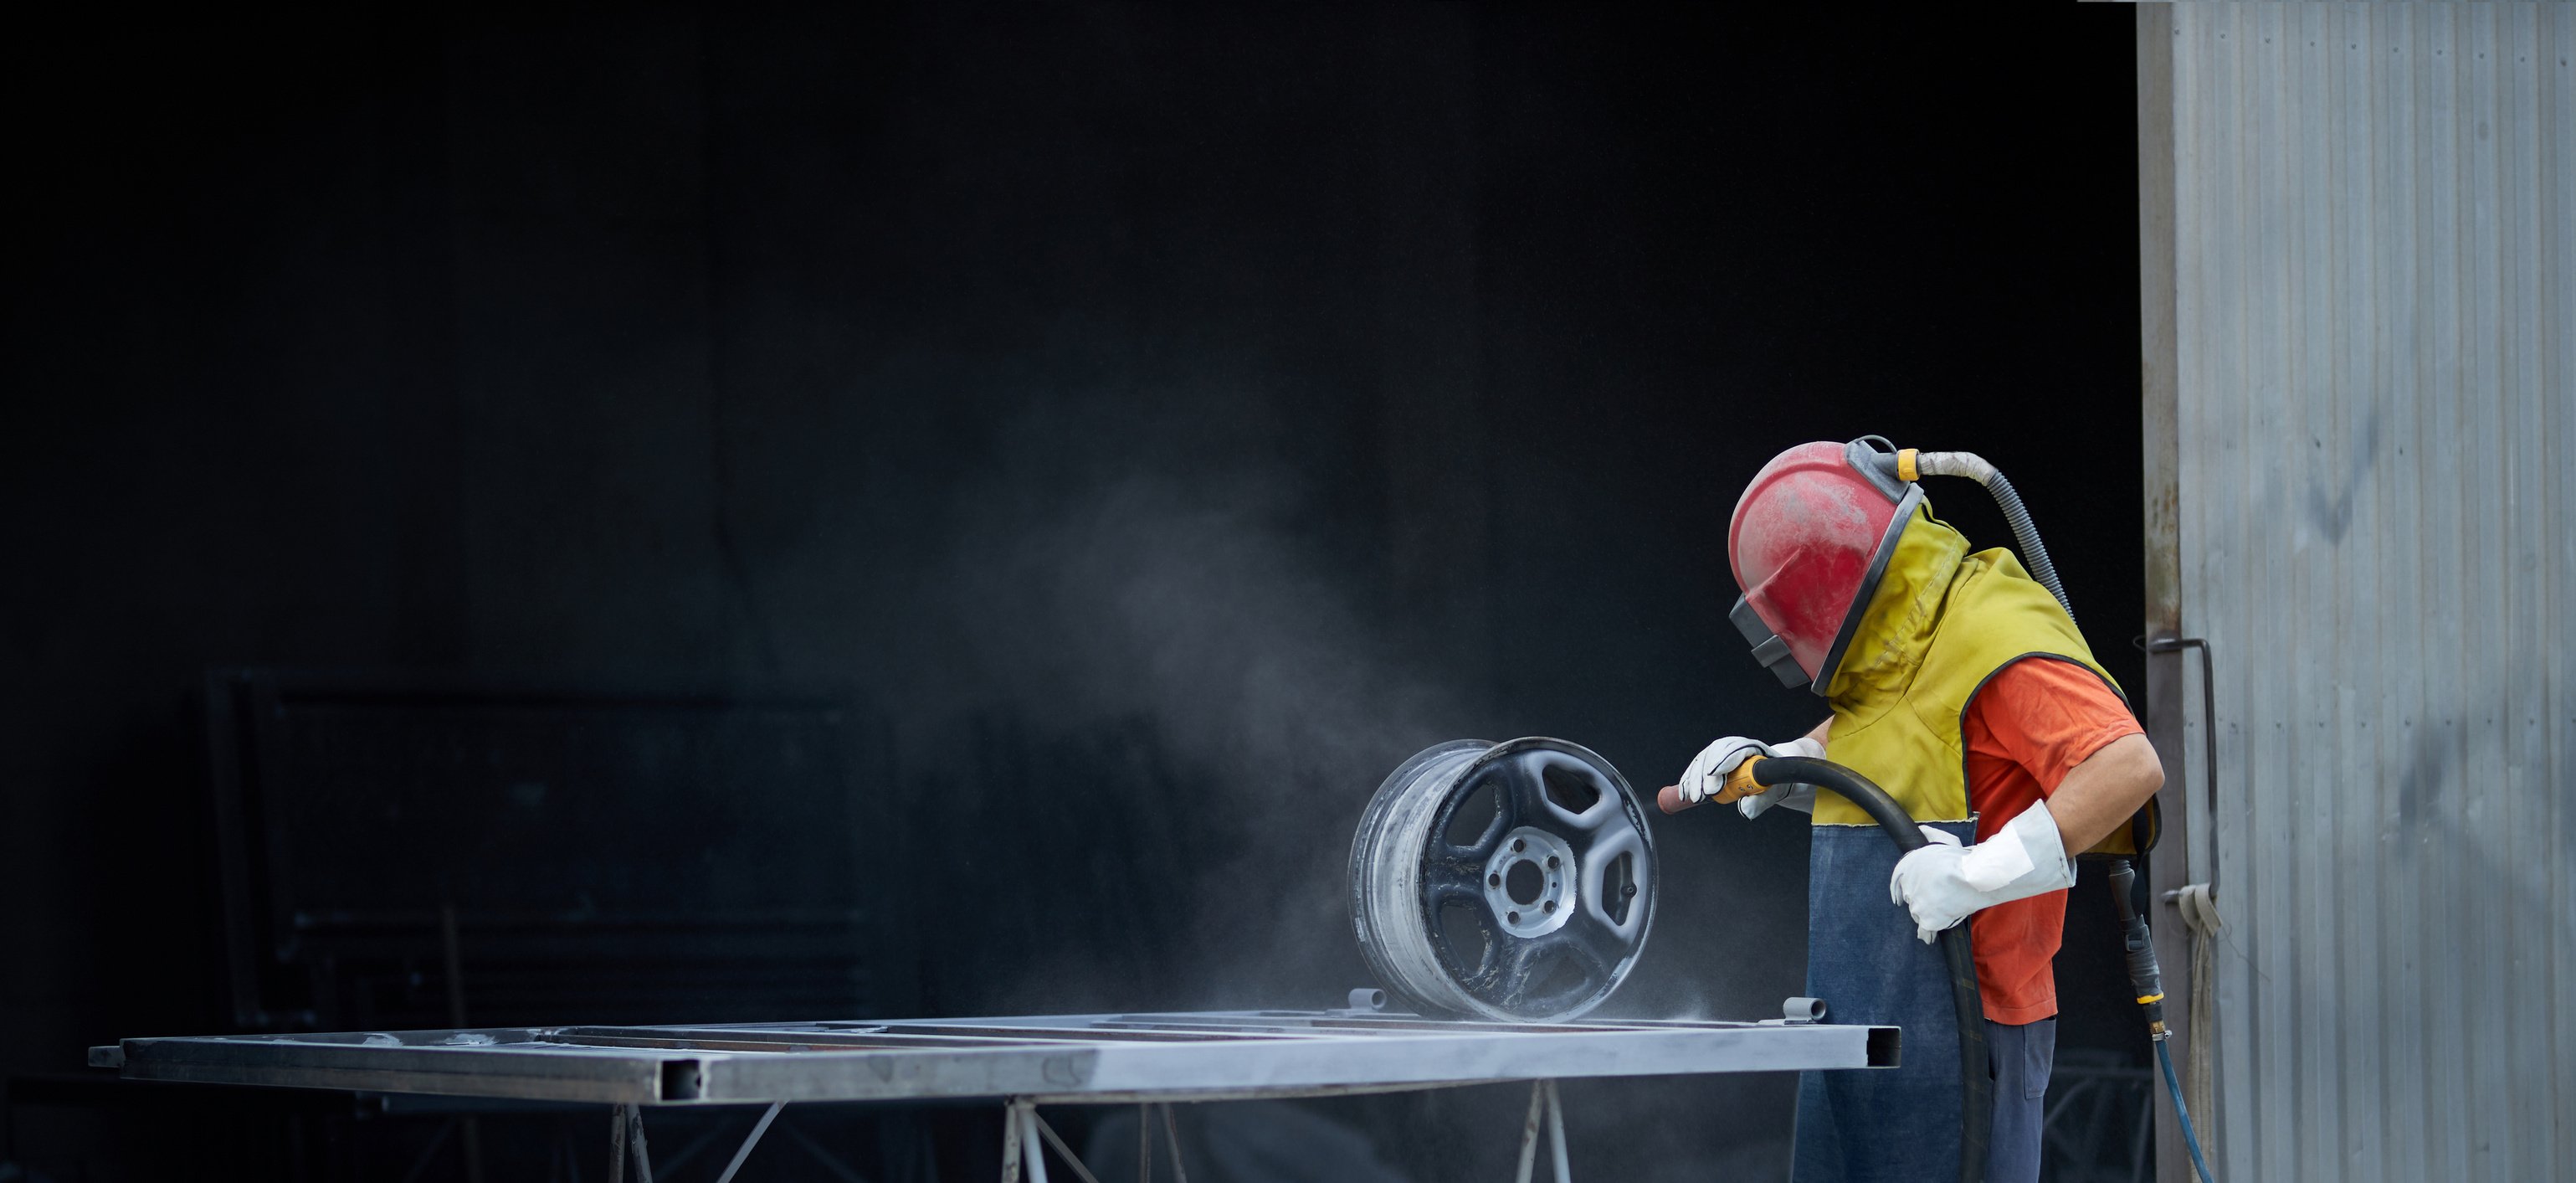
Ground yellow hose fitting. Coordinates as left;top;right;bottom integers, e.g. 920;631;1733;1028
1718;755;1766;804
2136;992;2165;1006
1896;448;1919;482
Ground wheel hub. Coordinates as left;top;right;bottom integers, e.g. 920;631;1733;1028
1485;826;1576;938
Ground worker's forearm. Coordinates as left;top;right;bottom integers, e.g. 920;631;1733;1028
2043;733;2164;856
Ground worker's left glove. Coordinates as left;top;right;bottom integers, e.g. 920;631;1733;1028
1673;734;1824;815
1886;800;2076;944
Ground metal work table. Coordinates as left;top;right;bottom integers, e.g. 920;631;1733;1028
93;1007;1897;1181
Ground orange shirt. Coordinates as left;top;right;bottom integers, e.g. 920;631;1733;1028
1960;656;2143;1024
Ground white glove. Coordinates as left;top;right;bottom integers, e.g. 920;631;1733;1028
1674;734;1825;817
1886;800;2076;944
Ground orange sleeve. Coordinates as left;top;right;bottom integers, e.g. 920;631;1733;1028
1971;658;2143;795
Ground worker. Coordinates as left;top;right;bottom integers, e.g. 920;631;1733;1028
1665;440;2164;1183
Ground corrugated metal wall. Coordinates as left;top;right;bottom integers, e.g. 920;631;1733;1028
2148;5;2573;1181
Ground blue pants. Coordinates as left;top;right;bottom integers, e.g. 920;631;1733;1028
1985;1017;2056;1183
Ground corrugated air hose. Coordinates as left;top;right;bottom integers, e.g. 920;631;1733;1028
1905;450;2074;625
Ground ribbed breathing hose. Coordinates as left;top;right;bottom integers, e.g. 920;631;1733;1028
1906;450;2074;625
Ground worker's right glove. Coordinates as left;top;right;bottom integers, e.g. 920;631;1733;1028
1673;734;1826;818
1887;800;2076;944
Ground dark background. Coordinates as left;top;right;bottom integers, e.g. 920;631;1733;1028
2;4;2148;1180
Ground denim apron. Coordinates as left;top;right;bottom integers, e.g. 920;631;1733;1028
1790;819;1978;1183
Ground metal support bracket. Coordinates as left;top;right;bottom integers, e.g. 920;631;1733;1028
2144;634;2219;899
1002;1098;1121;1183
608;1100;780;1183
1511;1079;1573;1183
1157;1103;1190;1183
712;1102;785;1183
607;1103;654;1183
1000;1100;1023;1183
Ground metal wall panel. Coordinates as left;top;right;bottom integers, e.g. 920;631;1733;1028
2147;5;2573;1180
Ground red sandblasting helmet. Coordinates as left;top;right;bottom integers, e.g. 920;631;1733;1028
1726;436;1922;692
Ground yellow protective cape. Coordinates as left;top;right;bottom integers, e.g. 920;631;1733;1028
1813;505;2132;840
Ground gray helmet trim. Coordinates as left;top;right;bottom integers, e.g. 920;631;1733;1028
1843;435;1911;502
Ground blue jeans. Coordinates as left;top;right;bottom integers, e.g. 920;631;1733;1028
1985;1016;2056;1183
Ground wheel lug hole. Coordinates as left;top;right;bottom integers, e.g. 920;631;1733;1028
1511;838;1527;853
1507;911;1521;923
1542;900;1557;914
1487;872;1501;887
1546;856;1559;869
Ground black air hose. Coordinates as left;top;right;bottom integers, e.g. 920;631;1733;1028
1755;754;1989;1183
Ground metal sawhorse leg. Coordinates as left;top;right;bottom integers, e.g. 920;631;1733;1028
607;1101;784;1183
998;1079;1571;1183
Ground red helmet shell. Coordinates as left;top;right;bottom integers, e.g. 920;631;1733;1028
1728;440;1914;687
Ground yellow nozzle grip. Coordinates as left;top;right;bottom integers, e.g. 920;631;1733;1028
1896;448;1920;482
1716;755;1766;805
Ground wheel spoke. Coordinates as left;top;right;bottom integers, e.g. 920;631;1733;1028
1559;911;1636;975
1433;898;1506;980
1465;933;1547;998
1421;848;1486;896
1558;819;1612;865
1448;809;1507;861
1568;823;1642;880
1560;787;1619;831
1434;764;1512;860
1506;749;1623;833
1491;754;1553;826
